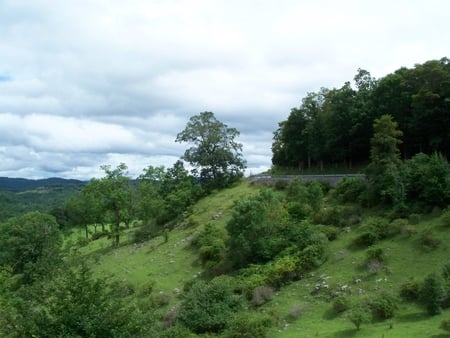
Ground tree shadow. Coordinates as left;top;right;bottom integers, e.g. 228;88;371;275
323;308;340;320
395;311;428;323
331;328;358;338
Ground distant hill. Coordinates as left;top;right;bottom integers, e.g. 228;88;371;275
0;177;85;192
0;177;86;222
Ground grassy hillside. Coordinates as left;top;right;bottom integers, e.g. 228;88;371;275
69;180;450;337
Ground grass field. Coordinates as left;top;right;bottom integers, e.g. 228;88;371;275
66;180;450;337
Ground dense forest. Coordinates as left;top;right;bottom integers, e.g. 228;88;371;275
0;59;450;337
272;57;450;171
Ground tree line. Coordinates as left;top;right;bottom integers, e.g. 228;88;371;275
272;57;450;170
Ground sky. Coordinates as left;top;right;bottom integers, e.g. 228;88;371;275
0;0;449;180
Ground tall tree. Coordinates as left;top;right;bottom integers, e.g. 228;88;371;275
176;111;246;190
99;163;133;247
366;115;405;205
0;211;62;283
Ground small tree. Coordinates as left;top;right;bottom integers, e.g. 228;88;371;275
347;305;371;330
419;273;446;315
176;111;246;190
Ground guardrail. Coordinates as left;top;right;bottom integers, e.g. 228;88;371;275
249;174;365;187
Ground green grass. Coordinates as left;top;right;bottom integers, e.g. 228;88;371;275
65;181;450;337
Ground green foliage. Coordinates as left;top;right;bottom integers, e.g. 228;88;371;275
347;305;371;330
419;229;441;250
400;278;421;301
441;210;450;227
177;276;244;334
2;262;157;338
222;311;274;338
196;223;227;268
419;273;446;315
404;152;450;207
353;217;396;248
226;189;290;267
176;111;246;190
333;296;350;313
0;211;62;283
442;261;450;281
334;177;368;204
370;292;398;319
366;247;386;263
441;319;450;332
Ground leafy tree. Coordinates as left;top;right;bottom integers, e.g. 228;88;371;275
0;212;62;283
176;111;246;190
366;114;405;206
99;163;134;247
1;261;157;337
347;305;371;330
419;273;446;315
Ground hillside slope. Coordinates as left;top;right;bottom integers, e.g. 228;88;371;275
74;180;450;337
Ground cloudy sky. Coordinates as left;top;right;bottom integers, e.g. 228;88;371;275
0;0;449;179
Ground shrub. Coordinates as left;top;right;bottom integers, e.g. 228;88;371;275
419;230;441;250
222;311;273;338
251;286;274;306
334;177;368;203
162;307;179;329
138;280;155;297
370;292;398;319
366;247;386;263
197;223;227;267
401;224;417;237
441;210;450;227
109;279;135;298
400;279;421;301
419;273;446;315
152;291;171;307
408;213;421;225
354;231;379;247
160;325;196;338
320;225;339;241
443;262;450;281
286;303;309;321
178;277;244;334
333;296;350;314
441;319;450;332
266;255;302;287
347;305;371;330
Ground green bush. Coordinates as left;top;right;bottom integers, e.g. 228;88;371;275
400;278;421;301
441;319;450;332
266;255;302;288
408;213;421;225
443;262;450;281
222;311;273;338
333;296;351;314
160;325;197;338
319;225;339;241
420;230;441;250
370;292;398;319
366;247;386;263
347;305;371;330
441;210;450;227
178;277;244;334
353;231;379;247
334;177;368;203
197;223;227;267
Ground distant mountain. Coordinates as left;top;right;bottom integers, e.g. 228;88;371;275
0;177;86;192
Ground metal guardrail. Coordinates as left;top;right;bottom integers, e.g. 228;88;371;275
249;174;366;187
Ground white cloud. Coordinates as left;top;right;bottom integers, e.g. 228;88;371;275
0;0;449;179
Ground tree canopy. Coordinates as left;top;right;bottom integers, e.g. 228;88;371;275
176;111;246;190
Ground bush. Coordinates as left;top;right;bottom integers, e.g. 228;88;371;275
160;325;196;338
400;279;421;301
354;231;379;247
370;292;398;319
419;273;446;315
441;210;450;227
334;177;368;203
333;296;350;314
366;247;386;263
443;262;450;281
266;255;302;288
222;312;273;338
320;225;339;241
441;319;450;332
178;277;244;334
419;230;441;250
408;213;421;225
347;305;371;330
286;303;308;321
109;279;135;298
152;292;171;307
251;286;274;306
